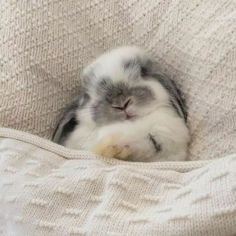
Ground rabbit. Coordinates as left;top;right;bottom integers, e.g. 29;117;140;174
52;46;190;162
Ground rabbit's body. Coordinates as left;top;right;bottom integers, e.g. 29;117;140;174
53;47;190;162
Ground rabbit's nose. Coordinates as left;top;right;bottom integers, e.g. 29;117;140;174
112;98;132;110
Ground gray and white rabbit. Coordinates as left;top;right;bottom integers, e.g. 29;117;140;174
53;46;190;162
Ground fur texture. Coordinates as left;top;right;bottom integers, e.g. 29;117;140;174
53;46;190;162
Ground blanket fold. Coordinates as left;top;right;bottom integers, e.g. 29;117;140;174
0;128;235;236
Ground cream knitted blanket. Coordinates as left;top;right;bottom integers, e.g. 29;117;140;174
0;128;235;236
1;1;236;235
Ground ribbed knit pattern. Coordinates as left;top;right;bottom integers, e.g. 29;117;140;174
0;128;235;236
1;0;236;160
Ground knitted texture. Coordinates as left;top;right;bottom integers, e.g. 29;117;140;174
0;128;236;236
1;0;236;161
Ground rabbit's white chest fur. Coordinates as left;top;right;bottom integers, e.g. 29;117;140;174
53;46;190;162
65;106;189;162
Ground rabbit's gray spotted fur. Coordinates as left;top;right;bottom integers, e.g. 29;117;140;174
53;46;190;162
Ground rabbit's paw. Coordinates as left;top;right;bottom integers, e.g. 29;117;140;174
93;134;133;160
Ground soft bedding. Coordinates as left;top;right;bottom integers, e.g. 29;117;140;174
0;128;235;236
1;0;236;235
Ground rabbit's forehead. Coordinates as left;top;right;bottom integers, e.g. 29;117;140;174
93;63;139;83
91;53;149;82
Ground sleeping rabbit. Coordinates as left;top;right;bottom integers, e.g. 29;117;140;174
52;46;190;162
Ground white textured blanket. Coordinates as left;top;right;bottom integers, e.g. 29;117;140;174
0;128;235;236
1;1;236;235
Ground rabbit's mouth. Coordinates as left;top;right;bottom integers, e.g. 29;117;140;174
125;112;136;120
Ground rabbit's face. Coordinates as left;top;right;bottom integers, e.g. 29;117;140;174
82;46;186;126
91;78;157;125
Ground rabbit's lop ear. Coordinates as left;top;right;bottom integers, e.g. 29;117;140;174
153;73;187;122
52;98;79;144
52;93;89;144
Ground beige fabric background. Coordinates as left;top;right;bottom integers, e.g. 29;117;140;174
1;0;236;161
